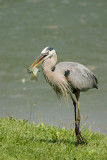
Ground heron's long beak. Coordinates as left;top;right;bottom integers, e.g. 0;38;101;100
31;54;47;68
27;53;48;74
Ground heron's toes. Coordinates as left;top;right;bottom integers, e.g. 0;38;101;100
76;131;85;145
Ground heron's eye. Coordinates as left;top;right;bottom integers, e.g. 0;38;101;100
46;50;49;54
40;50;49;56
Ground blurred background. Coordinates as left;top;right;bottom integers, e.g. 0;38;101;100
0;0;107;134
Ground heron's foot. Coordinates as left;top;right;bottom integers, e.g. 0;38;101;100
76;131;85;145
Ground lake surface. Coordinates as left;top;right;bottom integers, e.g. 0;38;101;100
0;0;107;134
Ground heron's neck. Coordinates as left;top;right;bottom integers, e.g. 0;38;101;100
42;54;57;73
42;53;69;97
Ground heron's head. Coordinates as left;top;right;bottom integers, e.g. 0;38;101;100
30;47;56;68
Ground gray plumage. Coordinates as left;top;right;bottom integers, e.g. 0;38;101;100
55;62;98;92
41;48;98;97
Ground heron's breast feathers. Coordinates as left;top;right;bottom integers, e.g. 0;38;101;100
43;69;71;97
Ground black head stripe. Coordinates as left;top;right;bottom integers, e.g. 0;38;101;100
47;47;53;51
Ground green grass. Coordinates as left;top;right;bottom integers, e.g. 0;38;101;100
0;118;107;160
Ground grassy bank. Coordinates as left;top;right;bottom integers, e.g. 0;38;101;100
0;118;107;160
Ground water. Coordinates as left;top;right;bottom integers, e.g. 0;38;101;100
0;0;107;134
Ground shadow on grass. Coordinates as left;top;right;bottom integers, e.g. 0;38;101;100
40;138;76;145
30;137;87;146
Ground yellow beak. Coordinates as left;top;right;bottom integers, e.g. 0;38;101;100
27;53;48;74
31;54;46;68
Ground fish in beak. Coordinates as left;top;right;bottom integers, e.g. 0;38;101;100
31;54;47;68
27;53;48;78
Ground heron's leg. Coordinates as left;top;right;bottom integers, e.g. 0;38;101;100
75;90;85;144
70;93;78;136
70;92;85;145
75;91;80;130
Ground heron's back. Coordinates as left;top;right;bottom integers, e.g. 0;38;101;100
55;62;98;91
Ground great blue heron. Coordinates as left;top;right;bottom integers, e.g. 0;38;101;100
28;47;98;144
